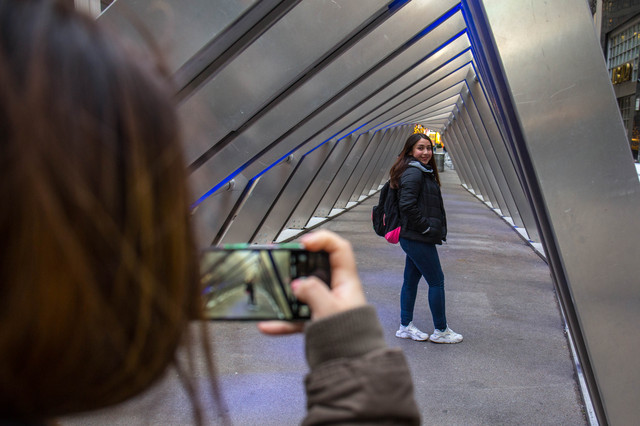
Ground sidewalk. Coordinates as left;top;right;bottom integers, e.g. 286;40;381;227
62;171;587;425
318;170;586;425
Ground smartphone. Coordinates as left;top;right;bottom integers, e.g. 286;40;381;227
201;243;331;321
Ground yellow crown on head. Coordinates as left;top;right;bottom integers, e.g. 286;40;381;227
413;124;426;134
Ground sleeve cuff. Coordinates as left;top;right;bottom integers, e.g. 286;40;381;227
304;305;387;369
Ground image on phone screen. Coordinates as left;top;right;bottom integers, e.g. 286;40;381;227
201;247;330;320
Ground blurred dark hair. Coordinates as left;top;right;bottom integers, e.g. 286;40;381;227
389;133;440;188
0;0;221;423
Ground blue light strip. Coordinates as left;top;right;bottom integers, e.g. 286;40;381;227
438;44;471;68
387;0;410;11
406;4;463;45
193;119;375;209
191;165;248;210
251;147;297;181
366;67;472;134
192;2;467;210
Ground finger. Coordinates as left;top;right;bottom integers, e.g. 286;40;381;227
300;230;358;284
258;320;304;335
292;276;336;318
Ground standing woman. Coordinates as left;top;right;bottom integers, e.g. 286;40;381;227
389;133;463;343
0;1;420;424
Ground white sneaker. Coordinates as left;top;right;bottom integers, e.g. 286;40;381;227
430;327;463;344
395;322;429;341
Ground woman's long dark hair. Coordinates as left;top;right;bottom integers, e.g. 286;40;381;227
0;0;225;424
389;133;440;188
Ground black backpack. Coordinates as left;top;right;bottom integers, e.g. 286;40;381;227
371;181;401;244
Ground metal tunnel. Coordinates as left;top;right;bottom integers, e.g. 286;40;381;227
99;1;640;424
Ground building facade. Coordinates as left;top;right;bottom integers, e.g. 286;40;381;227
600;0;640;161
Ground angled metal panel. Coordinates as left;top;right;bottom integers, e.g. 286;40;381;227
189;0;459;198
313;131;376;216
363;127;405;194
450;111;485;195
371;127;413;187
189;172;250;247
460;85;511;216
285;134;358;227
458;93;501;208
181;0;389;164
331;133;376;209
448;117;479;191
249;6;467;200
345;132;386;203
99;0;265;73
350;130;391;200
365;66;472;133
219;155;298;244
471;0;640;423
252;141;335;243
463;79;520;224
330;39;473;141
403;98;458;125
456;103;495;202
442;121;473;187
467;73;537;236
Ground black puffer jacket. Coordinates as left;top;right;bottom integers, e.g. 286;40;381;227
398;161;447;244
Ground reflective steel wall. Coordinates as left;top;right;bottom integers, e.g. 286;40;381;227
100;1;639;424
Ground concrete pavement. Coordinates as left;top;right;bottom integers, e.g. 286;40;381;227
62;170;587;425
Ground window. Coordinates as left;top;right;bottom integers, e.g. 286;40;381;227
608;21;640;82
617;94;634;132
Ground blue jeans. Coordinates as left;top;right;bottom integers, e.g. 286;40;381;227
399;238;447;331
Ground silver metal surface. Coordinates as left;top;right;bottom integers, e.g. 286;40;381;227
340;132;382;204
98;0;640;421
319;133;373;211
461;82;514;220
99;0;262;72
443;122;472;187
452;112;487;196
460;86;510;215
285;134;357;228
252;142;335;244
476;0;640;423
363;127;405;194
188;0;456;198
181;0;389;163
348;131;386;202
187;0;464;244
467;73;537;237
220;155;298;244
457;102;495;202
330;40;473;141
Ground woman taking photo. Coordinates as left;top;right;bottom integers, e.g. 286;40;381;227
0;1;420;424
389;133;463;344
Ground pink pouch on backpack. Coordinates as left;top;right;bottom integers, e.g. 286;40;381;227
384;227;401;244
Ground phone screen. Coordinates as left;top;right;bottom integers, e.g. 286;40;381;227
201;245;331;320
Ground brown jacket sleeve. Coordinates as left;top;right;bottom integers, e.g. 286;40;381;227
302;305;420;425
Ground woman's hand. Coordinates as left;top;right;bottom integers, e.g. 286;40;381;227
258;230;366;335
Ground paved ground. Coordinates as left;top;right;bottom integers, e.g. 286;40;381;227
63;171;587;425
